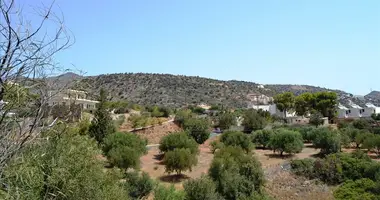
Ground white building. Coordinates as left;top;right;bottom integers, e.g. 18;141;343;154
337;103;380;119
249;104;296;118
48;89;98;110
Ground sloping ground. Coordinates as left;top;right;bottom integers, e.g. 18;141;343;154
132;121;182;144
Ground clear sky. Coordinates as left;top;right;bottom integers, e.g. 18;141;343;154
32;1;380;94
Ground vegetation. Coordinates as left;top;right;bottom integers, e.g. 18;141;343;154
251;129;274;149
103;132;147;170
154;185;185;200
333;178;379;200
309;112;324;127
268;129;304;156
125;172;155;199
220;131;253;152
274;92;295;118
242;109;267;133
312;127;341;154
208;146;265;200
159;132;199;155
210;140;225;153
89;88;116;143
183;118;210;144
163;148;198;175
183;176;220;200
217;112;237;130
174;109;193;126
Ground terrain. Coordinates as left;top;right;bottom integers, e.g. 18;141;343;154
53;72;378;108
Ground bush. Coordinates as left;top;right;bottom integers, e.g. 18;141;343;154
220;131;253;153
313;154;343;184
183;176;220;200
154;185;185;200
352;119;371;130
354;131;373;149
242;109;267;133
209;146;265;200
297;126;316;142
334;178;378;200
78;117;91;135
251;129;274;149
363;134;380;156
183;118;210;144
290;158;315;177
163;148;198;175
268;129;304;156
309;112;324;127
312;127;341;155
159;132;199;155
210;140;224;153
107;146;141;169
125;172;154;199
218;112;236;131
174;109;193;126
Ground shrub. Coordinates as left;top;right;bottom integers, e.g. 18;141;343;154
312;127;341;155
125;172;154;199
290;158;315;177
163;148;198;175
183;118;210;144
363;134;380;156
174;109;193;126
334;179;377;200
183;176;220;200
218;112;236;130
297;126;316;142
352;119;371;130
220;131;253;153
107;146;141;169
78;117;91;135
309;112;324;127
210;140;224;153
242;109;267;133
209;146;265;200
313;154;343;184
251;129;274;149
154;185;185;200
159;132;199;155
268;129;304;156
354;131;373;149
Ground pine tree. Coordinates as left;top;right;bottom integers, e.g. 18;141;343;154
89;89;115;143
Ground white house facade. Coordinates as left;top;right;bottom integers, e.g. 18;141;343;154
48;89;99;110
337;103;380;119
249;104;296;118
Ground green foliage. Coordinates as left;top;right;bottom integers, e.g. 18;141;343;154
154;185;185;200
159;132;199;155
218;112;236;130
294;92;315;116
210;140;225;153
190;106;206;114
274;92;295;117
220;131;253;152
251;129;274;149
312;127;341;155
309;112;324;127
354;131;373;149
2;127;129;200
125;172;155;199
363;134;380;156
114;114;126;129
209;146;265;200
313;154;344;184
372;113;380;121
174;109;193;126
290;158;315;177
89;88;116;143
314;91;338;119
334;179;378;200
352;119;371;130
268;129;304;155
297;126;316;142
183;118;210;144
78;116;91;135
103;132;147;169
163;148;198;174
242;109;267;133
183;176;220;200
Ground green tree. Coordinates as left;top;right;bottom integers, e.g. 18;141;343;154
208;146;265;200
268;129;304;156
352;119;371;130
2;127;129;200
103;132;147;170
163;148;198;175
295;92;315;116
218;112;236;130
174;109;193;126
125;172;154;199
89;88;116;143
251;129;274;149
184;118;210;144
159;132;199;155
354;131;373;149
274;92;295;118
314;92;338;119
183;176;220;200
309;112;324;127
334;179;378;200
220;131;253;153
154;185;185;200
312;127;341;155
242;109;267;133
363;135;380;156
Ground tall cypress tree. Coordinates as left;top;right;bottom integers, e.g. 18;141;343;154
89;88;115;143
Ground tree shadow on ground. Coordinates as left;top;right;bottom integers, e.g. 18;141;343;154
264;153;295;159
154;153;164;161
159;174;190;183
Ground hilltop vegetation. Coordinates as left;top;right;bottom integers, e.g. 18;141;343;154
61;72;377;108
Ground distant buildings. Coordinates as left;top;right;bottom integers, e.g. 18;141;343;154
337;103;380;119
248;103;296;118
48;89;98;110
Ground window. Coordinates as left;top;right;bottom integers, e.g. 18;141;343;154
348;110;351;113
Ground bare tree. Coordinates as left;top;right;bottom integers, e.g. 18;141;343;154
0;0;73;177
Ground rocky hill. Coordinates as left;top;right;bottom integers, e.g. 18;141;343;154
53;72;378;108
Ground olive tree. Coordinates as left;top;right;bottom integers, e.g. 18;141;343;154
163;148;198;175
220;131;253;153
183;118;210;144
268;129;304;156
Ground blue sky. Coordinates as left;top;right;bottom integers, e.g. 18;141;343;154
30;1;380;94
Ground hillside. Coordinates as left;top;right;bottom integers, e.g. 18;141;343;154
54;72;379;108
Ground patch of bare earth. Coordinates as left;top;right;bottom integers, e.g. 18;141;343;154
133;121;182;144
